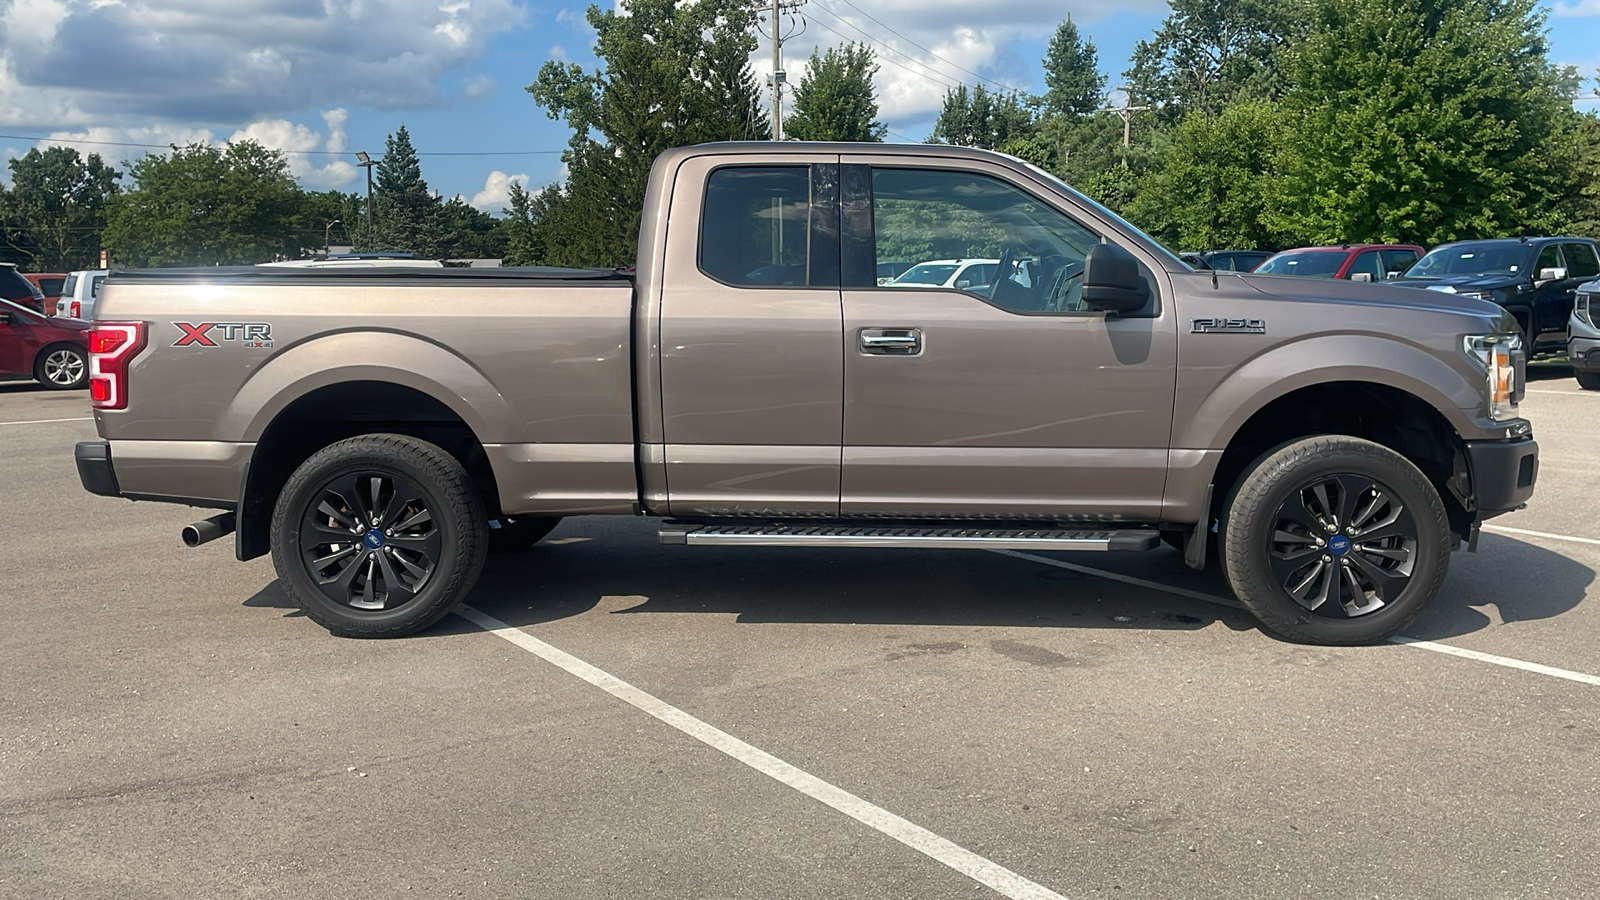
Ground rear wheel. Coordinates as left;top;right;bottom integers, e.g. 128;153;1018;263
35;344;87;390
271;434;487;638
1577;370;1600;391
1221;436;1450;645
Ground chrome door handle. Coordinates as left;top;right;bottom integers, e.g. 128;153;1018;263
860;328;922;355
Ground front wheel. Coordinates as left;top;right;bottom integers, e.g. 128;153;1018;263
1577;370;1600;391
270;434;488;638
1221;436;1451;645
35;344;87;390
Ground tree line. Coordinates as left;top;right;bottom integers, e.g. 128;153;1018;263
0;126;506;270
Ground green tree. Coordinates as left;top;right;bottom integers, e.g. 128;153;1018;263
929;84;1035;150
103;141;306;267
1271;0;1574;245
1125;103;1287;250
1125;0;1305;119
1560;113;1600;239
1041;17;1106;119
525;0;768;267
2;146;120;271
785;43;886;142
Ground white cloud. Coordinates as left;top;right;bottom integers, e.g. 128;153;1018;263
470;169;529;212
0;0;528;129
461;74;497;100
1553;1;1600;17
226;108;359;189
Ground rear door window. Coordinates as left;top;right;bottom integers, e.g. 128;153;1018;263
699;166;837;288
1563;243;1600;279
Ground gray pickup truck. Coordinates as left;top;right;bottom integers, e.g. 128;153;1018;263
75;142;1538;645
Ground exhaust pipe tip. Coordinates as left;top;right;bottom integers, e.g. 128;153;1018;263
183;512;237;548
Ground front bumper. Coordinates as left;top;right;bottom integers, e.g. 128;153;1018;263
1464;436;1538;516
1570;336;1600;372
75;440;121;497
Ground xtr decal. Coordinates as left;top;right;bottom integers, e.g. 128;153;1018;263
173;322;275;348
1191;317;1266;335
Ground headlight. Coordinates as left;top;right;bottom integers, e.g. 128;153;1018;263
1464;334;1521;422
1578;291;1595;327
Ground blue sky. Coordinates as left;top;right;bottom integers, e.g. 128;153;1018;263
2;0;1598;215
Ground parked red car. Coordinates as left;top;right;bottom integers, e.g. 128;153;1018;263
1253;244;1425;282
23;272;68;316
1;289;90;390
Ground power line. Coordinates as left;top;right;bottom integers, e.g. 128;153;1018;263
817;0;1016;93
805;6;961;90
0;132;564;157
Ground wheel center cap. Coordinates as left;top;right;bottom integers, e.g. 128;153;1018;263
1327;534;1352;557
362;529;386;549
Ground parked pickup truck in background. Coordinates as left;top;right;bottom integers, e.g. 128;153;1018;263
74;142;1539;646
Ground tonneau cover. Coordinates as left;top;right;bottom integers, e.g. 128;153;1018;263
107;266;632;285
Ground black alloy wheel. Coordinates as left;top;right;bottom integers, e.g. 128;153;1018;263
1221;436;1450;645
300;471;442;611
271;434;487;638
1269;474;1417;618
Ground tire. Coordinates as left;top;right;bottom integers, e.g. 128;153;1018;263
488;516;562;553
35;344;88;390
1577;370;1600;391
270;434;488;638
1221;436;1450;645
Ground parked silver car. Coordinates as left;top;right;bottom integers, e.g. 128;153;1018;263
54;269;108;321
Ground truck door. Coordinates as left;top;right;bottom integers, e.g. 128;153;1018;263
656;158;843;516
837;162;1177;520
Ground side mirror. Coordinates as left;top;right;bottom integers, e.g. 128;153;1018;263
1082;243;1150;314
1538;266;1567;283
1385;270;1403;280
1349;272;1374;283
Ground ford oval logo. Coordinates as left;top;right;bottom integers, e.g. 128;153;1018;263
1328;535;1352;557
363;530;385;549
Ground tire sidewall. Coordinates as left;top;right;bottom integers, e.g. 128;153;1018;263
1223;437;1450;645
271;436;486;637
36;344;88;390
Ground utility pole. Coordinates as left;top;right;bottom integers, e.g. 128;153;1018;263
763;0;807;141
1103;88;1151;161
355;152;379;233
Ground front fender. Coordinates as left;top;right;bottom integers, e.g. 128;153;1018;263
223;330;514;443
1175;333;1486;450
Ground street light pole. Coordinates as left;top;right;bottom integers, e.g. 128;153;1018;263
324;219;341;253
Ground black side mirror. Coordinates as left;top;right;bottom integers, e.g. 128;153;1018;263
1082;243;1150;314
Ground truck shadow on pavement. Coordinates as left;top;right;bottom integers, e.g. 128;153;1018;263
240;520;1590;644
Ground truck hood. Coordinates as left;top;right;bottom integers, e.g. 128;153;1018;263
1236;273;1507;320
1385;273;1521;293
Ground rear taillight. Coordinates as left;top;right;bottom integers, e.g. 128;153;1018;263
69;299;81;318
89;322;146;410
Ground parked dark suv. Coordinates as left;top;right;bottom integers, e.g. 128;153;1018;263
1391;237;1600;358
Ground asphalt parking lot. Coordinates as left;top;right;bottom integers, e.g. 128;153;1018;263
3;368;1597;899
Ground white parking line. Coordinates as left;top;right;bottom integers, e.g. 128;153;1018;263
994;549;1600;688
0;416;93;427
454;604;1071;900
1526;388;1593;396
1483;524;1600;547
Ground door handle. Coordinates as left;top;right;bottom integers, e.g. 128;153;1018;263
860;328;922;355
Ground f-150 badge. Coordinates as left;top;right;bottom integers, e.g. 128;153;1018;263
1191;317;1266;334
173;322;275;348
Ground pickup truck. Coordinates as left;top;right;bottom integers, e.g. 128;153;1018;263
74;142;1539;646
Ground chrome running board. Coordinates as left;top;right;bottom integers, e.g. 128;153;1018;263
658;523;1159;552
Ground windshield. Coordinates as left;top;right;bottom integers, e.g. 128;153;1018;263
1404;245;1529;278
892;264;959;285
1254;251;1346;278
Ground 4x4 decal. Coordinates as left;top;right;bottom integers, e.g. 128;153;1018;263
173;322;274;348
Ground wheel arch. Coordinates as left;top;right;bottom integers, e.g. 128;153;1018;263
234;380;504;561
1205;381;1473;544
